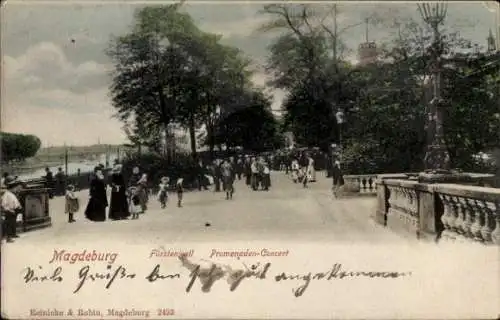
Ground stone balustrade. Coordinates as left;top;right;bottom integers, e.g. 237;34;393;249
343;174;378;195
342;173;418;196
437;184;500;244
376;178;500;245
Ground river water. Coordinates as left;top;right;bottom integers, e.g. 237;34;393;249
18;154;119;180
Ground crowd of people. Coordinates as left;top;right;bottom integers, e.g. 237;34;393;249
1;148;344;243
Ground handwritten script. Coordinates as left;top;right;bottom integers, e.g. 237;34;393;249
22;255;412;297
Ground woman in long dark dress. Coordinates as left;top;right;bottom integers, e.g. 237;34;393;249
108;164;129;220
332;160;345;198
84;170;108;222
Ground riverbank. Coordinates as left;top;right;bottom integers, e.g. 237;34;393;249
3;159;88;175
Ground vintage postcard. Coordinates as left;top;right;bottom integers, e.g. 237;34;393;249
1;0;499;319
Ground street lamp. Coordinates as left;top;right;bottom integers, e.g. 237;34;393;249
335;109;345;162
417;2;451;173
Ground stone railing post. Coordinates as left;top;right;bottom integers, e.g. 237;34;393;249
343;176;361;193
375;179;389;226
491;201;500;245
385;180;420;238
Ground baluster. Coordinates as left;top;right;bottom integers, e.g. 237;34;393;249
462;199;474;241
397;187;405;221
440;194;453;240
480;201;495;244
454;197;466;241
412;189;418;227
361;178;367;193
387;186;396;222
368;177;374;192
395;187;403;221
491;201;500;245
357;178;362;192
469;200;485;243
403;188;411;223
448;196;459;239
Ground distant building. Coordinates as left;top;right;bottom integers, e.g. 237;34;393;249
358;42;378;66
487;28;496;53
357;20;378;66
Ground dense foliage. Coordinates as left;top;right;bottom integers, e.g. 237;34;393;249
107;3;282;161
120;153;200;189
1;132;42;163
258;4;500;173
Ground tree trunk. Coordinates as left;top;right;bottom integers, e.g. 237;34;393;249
189;114;197;161
207;123;215;160
164;127;170;161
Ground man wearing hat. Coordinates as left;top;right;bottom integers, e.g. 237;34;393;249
1;181;22;243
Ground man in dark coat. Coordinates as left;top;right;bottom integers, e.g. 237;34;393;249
244;157;252;186
44;167;55;198
197;161;208;191
213;160;221;192
54;167;66;196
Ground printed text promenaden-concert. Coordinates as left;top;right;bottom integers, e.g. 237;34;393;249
209;248;290;258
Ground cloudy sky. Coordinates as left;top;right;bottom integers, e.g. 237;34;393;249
2;1;498;146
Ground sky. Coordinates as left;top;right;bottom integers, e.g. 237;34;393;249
1;0;499;146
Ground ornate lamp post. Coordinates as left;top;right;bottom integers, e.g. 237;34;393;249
417;2;452;175
335;109;345;162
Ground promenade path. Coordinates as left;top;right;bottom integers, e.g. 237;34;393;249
13;172;415;244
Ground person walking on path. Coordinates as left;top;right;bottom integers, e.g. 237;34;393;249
108;164;129;220
213;160;222;192
176;178;184;207
197;161;209;191
307;154;316;182
244;156;252;186
236;157;243;180
157;176;169;209
55;167;66;196
137;173;149;212
128;187;142;219
250;157;259;191
221;160;234;200
84;169;108;222
332;160;344;198
44;167;55;198
64;184;79;223
262;162;271;191
299;152;309;188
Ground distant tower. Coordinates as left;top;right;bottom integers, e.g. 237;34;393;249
487;28;496;52
358;19;378;65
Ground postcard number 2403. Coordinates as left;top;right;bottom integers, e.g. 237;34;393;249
157;308;175;316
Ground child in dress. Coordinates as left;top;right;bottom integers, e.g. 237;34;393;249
157;176;169;209
263;163;271;191
64;184;79;223
176;178;184;208
291;159;300;183
128;186;142;219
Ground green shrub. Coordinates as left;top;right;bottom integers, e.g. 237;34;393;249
120;153;201;189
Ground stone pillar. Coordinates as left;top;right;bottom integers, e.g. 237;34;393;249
416;184;438;241
375;180;388;226
343;176;360;193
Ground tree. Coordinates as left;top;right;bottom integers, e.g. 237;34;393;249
1;132;42;163
214;90;283;152
341;10;500;173
258;4;382;150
